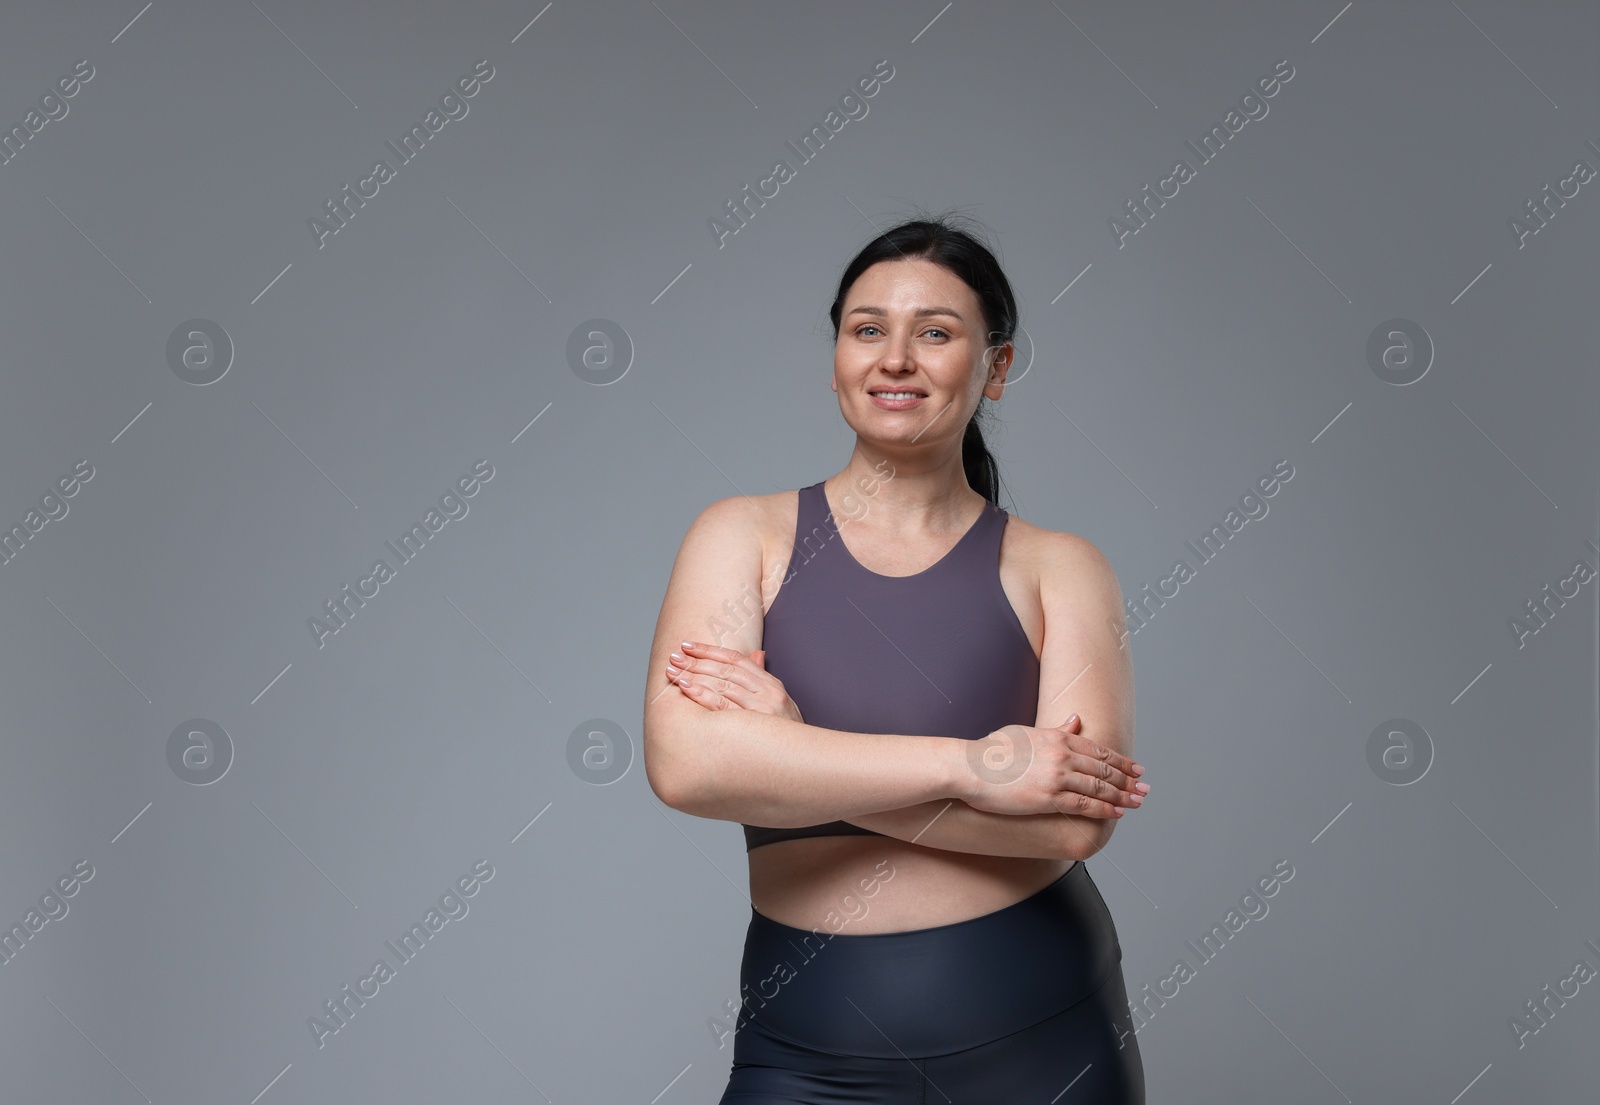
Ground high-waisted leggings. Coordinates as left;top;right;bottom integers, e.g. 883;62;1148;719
717;860;1145;1103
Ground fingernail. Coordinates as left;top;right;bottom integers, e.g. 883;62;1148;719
666;665;681;678
1113;807;1124;817
1134;781;1150;794
1065;713;1078;725
681;641;695;650
669;652;685;664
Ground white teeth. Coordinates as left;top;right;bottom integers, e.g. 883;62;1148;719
873;391;921;399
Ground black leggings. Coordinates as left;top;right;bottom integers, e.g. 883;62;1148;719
717;861;1145;1103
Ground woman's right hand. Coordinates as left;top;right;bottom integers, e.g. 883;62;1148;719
957;715;1147;819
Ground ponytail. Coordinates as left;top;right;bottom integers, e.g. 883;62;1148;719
962;402;1000;506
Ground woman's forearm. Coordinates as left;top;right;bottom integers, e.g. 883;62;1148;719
842;801;1114;862
656;704;967;826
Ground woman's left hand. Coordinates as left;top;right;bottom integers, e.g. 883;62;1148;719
666;641;804;723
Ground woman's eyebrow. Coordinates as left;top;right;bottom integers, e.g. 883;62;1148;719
844;306;965;321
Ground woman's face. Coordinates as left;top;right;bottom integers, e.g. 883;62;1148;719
832;257;1010;449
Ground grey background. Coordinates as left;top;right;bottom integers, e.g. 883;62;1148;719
1;1;1596;1101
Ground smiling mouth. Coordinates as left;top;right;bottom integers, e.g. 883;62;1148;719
869;389;927;398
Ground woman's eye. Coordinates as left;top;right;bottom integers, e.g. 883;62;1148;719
854;324;950;339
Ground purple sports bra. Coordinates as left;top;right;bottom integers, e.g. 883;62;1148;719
742;480;1042;851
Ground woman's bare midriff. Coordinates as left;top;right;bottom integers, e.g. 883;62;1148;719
747;834;1074;933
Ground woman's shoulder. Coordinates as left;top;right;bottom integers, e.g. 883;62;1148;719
1000;509;1119;595
693;487;798;529
683;490;803;614
687;487;800;562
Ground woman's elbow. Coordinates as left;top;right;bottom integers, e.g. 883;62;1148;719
643;710;714;814
1062;818;1116;862
642;719;691;812
645;754;689;812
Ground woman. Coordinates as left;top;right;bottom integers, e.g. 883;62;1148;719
643;215;1149;1102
